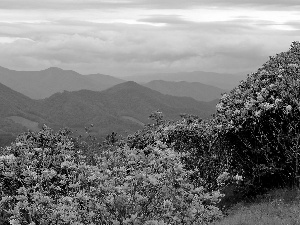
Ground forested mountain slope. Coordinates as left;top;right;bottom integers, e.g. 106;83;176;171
40;81;216;136
0;81;217;146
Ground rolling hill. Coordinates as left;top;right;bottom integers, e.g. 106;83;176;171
0;81;217;146
143;80;226;102
40;81;216;137
0;66;125;99
0;82;50;146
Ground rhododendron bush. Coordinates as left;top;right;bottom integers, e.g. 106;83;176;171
127;114;229;191
215;41;300;190
0;126;223;224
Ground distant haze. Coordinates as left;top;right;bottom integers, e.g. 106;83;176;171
126;71;246;90
0;0;299;76
143;80;226;102
0;66;242;99
0;66;124;99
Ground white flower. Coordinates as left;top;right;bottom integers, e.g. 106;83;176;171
221;94;229;101
216;103;224;112
15;142;22;147
275;98;282;105
235;88;241;94
257;94;264;102
216;125;223;129
10;219;21;225
286;105;292;113
255;110;262;117
262;103;274;110
163;199;173;208
217;171;230;184
233;109;240;115
33;148;42;152
42;169;57;179
244;101;254;110
0;154;16;163
269;84;276;90
233;174;243;181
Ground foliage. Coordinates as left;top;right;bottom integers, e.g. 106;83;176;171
127;113;239;191
0;125;223;224
215;41;300;191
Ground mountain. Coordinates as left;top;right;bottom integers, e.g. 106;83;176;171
124;71;247;90
143;80;226;102
0;82;50;146
0;66;125;99
100;81;215;120
0;80;217;146
40;81;216;137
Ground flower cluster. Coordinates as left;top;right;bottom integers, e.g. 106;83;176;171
0;126;223;224
213;41;300;191
217;42;300;128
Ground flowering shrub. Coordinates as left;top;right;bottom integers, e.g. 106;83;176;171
93;140;223;224
127;113;231;191
0;125;224;224
215;41;300;190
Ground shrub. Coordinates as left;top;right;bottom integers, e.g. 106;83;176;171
127;113;233;191
215;41;300;192
0;125;224;224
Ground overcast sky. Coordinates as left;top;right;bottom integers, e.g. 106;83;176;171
0;0;299;76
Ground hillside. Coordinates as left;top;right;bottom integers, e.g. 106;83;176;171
0;80;218;146
125;71;246;90
102;81;215;119
40;81;216;137
0;82;49;146
0;66;125;99
143;80;226;102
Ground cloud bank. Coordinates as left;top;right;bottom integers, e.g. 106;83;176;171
0;0;299;76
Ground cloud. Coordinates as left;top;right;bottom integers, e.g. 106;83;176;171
138;15;195;26
0;16;298;76
1;0;300;10
0;0;134;10
0;1;299;76
136;0;300;10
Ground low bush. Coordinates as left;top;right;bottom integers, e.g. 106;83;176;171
0;125;223;224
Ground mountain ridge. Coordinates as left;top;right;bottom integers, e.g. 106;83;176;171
0;81;217;146
0;66;125;99
125;71;246;90
143;80;226;102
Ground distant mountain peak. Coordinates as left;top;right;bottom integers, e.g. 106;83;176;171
43;67;77;73
103;81;144;93
111;81;140;88
0;66;125;99
44;67;64;71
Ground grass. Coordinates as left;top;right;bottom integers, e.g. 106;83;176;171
211;188;300;225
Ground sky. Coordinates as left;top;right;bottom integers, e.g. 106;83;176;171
0;0;299;77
